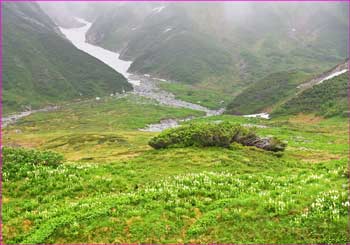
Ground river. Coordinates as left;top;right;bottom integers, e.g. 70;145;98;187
2;106;59;128
59;18;224;131
59;19;223;116
1;18;224;129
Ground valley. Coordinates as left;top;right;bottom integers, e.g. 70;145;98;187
60;19;224;116
1;2;349;244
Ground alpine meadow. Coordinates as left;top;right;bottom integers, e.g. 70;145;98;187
1;1;349;244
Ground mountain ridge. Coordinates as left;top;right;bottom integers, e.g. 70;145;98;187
3;2;132;114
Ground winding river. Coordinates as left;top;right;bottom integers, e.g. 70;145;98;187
59;19;223;116
59;18;224;131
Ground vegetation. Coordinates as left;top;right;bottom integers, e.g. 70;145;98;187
3;2;131;114
2;2;348;243
128;32;235;86
2;94;348;243
2;147;63;181
86;3;347;103
159;82;232;109
226;71;310;115
2;95;204;162
272;73;348;117
149;122;286;152
149;122;247;148
4;163;347;244
88;4;237;86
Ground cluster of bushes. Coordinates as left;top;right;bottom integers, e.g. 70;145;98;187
149;122;286;152
2;147;64;180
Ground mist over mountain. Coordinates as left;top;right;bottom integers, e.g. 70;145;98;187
35;2;349;108
4;1;349;114
80;2;348;92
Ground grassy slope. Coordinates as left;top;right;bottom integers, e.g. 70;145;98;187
226;71;310;114
159;82;233;109
87;4;236;88
127;32;235;86
2;97;348;243
85;3;347;109
272;73;348;117
2;95;204;162
2;2;132;114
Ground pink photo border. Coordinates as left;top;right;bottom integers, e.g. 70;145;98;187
0;0;349;244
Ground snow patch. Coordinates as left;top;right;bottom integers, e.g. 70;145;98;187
164;28;172;33
156;78;167;82
152;6;165;13
59;18;141;88
316;69;348;85
243;113;270;119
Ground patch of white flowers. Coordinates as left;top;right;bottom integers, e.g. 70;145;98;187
11;164;348;235
294;190;349;224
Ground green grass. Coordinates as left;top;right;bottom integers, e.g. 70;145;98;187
2;97;348;243
3;3;349;243
159;82;232;109
2;95;204;162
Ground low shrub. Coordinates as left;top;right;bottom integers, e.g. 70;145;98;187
2;147;64;181
149;122;287;152
235;134;287;152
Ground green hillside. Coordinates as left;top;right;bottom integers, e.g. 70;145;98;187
2;2;132;114
226;71;310;115
85;2;348;96
87;4;236;88
272;73;348;117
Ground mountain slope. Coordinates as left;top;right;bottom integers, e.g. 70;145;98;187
86;3;236;88
272;73;348;117
2;2;132;114
226;60;348;116
225;71;310;115
85;2;348;92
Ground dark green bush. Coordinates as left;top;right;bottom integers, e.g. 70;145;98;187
149;122;287;152
149;122;245;149
2;147;64;180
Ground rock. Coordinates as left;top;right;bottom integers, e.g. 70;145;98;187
235;134;286;152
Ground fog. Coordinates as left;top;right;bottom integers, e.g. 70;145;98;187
38;1;348;29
